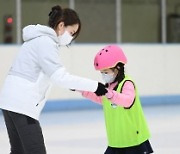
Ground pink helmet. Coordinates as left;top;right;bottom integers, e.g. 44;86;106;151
94;45;127;70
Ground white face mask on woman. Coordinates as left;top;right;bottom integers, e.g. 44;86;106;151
101;73;116;83
58;30;73;46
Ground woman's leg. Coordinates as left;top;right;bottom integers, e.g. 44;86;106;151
3;110;46;154
2;110;25;154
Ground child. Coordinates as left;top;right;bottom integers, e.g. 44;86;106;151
80;45;153;154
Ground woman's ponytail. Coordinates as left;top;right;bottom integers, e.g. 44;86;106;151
48;5;62;28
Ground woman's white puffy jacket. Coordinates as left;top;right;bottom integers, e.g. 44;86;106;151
0;25;98;120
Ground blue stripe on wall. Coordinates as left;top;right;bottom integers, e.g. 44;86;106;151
43;99;101;112
43;95;180;112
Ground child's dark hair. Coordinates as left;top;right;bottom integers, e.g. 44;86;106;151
48;5;81;40
112;62;125;84
105;62;125;88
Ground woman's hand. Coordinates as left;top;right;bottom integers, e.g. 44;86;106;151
94;82;108;96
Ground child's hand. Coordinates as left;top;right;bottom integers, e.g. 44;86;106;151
105;89;114;99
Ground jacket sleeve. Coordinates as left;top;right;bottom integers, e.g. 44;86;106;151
37;36;98;92
105;81;135;108
81;91;102;104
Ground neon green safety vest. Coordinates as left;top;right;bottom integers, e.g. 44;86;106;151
102;75;150;148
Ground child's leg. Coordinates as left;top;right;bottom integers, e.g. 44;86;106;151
122;140;153;154
104;146;119;154
2;110;46;154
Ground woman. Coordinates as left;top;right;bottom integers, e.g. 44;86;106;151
0;5;107;154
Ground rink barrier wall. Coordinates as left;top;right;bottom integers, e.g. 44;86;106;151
43;95;180;112
0;44;180;112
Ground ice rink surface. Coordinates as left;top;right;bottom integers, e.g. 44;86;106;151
0;104;180;154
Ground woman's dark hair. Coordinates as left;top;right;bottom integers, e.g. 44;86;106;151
112;62;125;84
48;5;81;40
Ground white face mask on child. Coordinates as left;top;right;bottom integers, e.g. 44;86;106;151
101;73;116;83
58;30;73;46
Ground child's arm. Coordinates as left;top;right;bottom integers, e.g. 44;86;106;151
105;81;135;108
81;91;103;104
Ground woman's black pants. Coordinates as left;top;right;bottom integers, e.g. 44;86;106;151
2;110;46;154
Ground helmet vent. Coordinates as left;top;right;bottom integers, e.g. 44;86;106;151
105;50;108;52
99;53;102;55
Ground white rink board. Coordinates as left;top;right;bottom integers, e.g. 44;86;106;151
0;44;180;100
